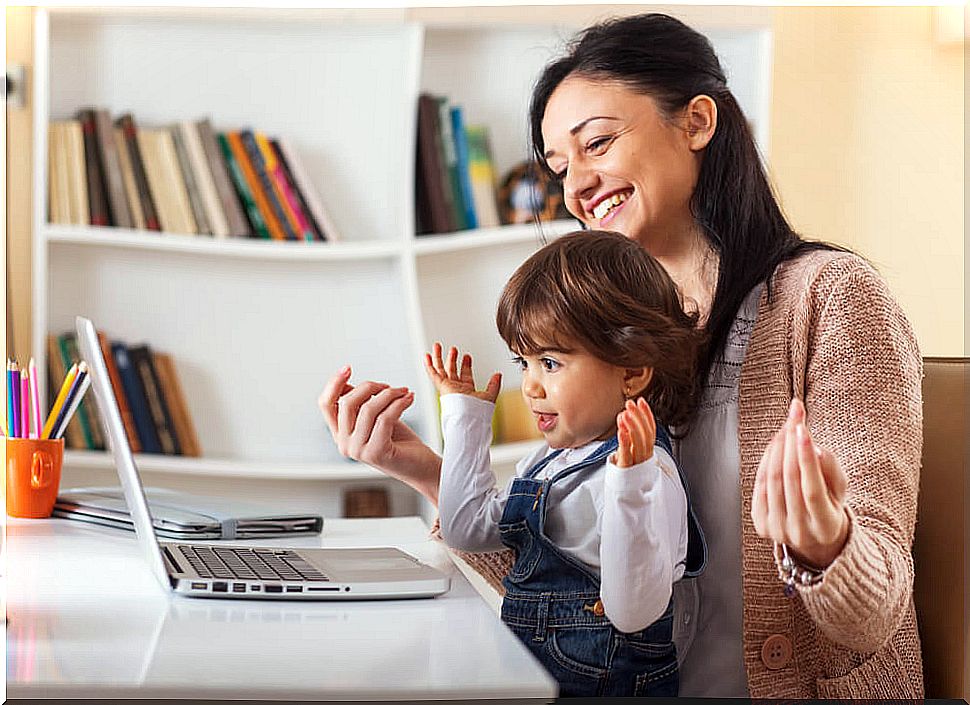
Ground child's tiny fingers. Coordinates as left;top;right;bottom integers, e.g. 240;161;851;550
460;353;474;381
446;346;459;378
616;421;632;468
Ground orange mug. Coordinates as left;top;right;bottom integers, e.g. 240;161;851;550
6;437;64;518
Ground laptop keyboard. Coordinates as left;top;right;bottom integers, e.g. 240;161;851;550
178;545;330;582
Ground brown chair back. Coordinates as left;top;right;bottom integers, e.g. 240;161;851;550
913;357;968;698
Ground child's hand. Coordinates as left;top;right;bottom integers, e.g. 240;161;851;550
613;398;656;468
424;342;502;403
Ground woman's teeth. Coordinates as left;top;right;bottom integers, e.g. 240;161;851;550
592;192;628;220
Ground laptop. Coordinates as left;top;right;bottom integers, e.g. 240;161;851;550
75;315;450;600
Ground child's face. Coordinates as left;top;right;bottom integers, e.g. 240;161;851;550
513;346;627;449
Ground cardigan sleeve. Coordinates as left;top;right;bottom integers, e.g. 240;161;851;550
791;258;922;653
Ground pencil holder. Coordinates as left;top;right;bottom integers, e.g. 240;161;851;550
6;437;64;518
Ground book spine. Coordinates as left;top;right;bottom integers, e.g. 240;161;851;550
117;114;161;231
47;123;62;224
55;335;96;449
152;352;202;457
112;342;162;453
274;138;343;241
113;126;146;230
136;129;175;232
98;331;142;453
217;133;271;239
93;109;133;228
466;125;502;229
450;106;478;230
60;333;106;449
270;139;322;241
437;97;466;231
197;119;251;238
255;132;312;241
47;334;84;449
65;121;90;226
179;121;230;238
76;109;110;226
237;130;293;241
158;129;198;235
128;345;181;455
415;94;453;234
170;124;210;235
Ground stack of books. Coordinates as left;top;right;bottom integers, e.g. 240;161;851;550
414;93;502;235
48;332;201;457
47;109;341;242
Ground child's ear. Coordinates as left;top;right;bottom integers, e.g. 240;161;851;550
623;367;653;398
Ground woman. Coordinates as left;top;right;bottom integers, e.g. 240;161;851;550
319;13;923;698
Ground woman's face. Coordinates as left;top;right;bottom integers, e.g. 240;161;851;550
540;75;702;254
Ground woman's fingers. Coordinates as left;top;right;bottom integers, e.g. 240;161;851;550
782;420;808;544
335;380;393;454
818;446;848;505
347;385;411;452
765;421;788;542
796;422;832;516
363;390;416;463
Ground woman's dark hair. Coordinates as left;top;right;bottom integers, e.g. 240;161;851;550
497;230;703;429
528;13;838;388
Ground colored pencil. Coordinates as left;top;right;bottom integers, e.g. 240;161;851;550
52;374;91;441
6;363;14;436
11;362;21;438
43;362;78;440
28;358;41;439
49;363;87;442
19;369;29;439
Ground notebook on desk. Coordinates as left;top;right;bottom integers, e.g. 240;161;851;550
75;315;450;600
54;486;324;540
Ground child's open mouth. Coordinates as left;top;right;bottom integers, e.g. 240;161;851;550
535;412;557;433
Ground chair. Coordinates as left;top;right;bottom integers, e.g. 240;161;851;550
913;357;969;698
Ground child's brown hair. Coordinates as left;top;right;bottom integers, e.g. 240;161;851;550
496;230;703;428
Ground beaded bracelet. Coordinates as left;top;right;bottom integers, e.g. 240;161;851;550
774;542;825;597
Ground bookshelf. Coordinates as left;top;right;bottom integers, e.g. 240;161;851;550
30;6;773;519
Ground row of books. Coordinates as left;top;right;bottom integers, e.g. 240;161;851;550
48;109;342;242
415;93;503;235
49;332;201;457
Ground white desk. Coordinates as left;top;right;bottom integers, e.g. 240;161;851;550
5;516;558;700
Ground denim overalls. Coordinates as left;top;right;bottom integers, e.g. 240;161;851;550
498;426;707;698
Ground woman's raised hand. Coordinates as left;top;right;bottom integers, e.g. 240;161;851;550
751;398;850;569
424;342;502;403
318;365;442;504
613;398;657;468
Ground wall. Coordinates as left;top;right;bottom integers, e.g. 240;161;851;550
769;5;964;356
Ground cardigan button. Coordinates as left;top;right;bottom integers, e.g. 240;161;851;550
761;634;793;670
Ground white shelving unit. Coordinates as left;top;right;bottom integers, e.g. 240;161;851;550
31;7;772;519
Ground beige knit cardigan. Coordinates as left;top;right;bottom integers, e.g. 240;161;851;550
451;250;924;698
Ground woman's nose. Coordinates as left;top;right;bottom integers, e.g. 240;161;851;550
562;160;598;203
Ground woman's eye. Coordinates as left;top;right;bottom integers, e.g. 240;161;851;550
586;136;612;153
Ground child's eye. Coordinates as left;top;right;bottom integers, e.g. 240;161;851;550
540;357;560;371
510;355;527;371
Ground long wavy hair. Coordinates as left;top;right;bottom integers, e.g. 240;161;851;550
528;13;838;389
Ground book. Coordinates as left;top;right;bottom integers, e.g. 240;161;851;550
151;352;201;458
177;120;230;239
97;331;142;453
128;344;181;456
196;119;251;238
170;123;211;235
450;105;478;230
54;487;323;540
76;109;110;226
437;97;467;231
113;126;146;230
240;130;297;240
227;131;286;241
274;137;342;242
111;341;162;454
217;132;271;239
58;333;106;450
47;123;66;224
116;113;161;231
138;128;197;235
47;334;84;449
465;125;501;229
415;94;454;234
64;121;89;226
92;108;134;228
255;132;314;241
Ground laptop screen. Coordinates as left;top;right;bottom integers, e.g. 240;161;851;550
75;315;173;591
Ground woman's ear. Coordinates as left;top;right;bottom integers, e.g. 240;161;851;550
623;367;653;398
685;95;717;151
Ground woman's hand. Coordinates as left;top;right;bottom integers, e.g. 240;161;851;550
318;365;442;504
751;398;850;569
424;342;502;403
612;398;656;468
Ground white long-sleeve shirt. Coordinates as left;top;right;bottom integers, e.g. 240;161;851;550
437;393;688;633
